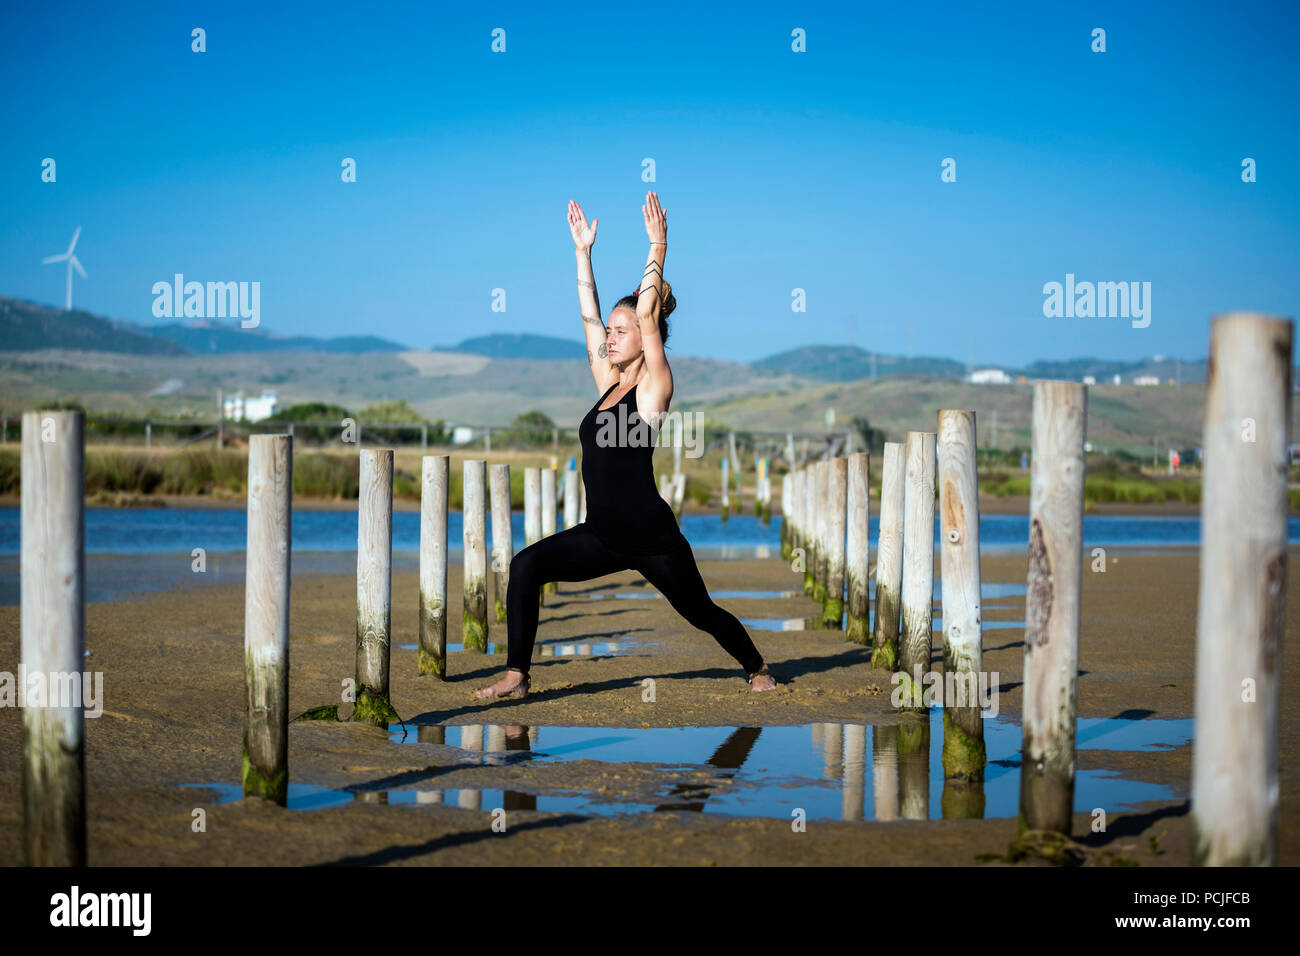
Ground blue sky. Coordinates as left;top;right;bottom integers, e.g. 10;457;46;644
2;0;1297;366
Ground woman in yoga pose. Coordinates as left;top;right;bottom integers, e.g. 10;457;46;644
474;191;777;699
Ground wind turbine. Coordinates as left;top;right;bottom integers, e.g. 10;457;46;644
42;226;87;311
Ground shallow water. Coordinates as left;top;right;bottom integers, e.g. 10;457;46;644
185;711;1191;822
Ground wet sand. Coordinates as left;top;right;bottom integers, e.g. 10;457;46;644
1;547;1298;866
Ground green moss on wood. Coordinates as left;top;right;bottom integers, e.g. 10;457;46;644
462;611;488;652
294;704;340;721
871;639;898;671
941;708;987;780
846;615;870;645
353;685;400;727
241;742;287;805
418;646;445;678
821;596;843;628
494;598;507;623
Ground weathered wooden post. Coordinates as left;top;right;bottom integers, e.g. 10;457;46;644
355;448;396;725
780;472;793;561
242;434;292;804
754;457;765;517
671;472;686;520
842;723;866;822
938;409;985;783
729;431;742;507
1018;381;1086;839
579;474;587;523
790;468;805;568
524;467;541;546
541;466;557;597
21;409;86;864
803;461;817;596
811;457;832;606
489;463;513;628
1192;313;1292;866
721;457;730;520
462;459;489;651
824;457;847;628
564;466;579;530
419;455;449;678
846;451;870;644
524;466;542;609
898;431;936;708
873;442;905;669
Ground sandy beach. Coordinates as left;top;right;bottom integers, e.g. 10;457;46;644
2;542;1297;867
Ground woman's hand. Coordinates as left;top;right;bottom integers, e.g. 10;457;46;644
568;199;598;252
642;190;667;243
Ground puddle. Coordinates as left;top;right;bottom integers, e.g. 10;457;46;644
186;713;1190;822
590;589;803;601
396;640;657;657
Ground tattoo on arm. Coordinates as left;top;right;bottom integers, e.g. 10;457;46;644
598;342;608;359
577;279;594;291
582;313;604;328
587;349;593;367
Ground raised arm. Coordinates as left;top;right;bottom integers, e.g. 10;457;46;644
568;200;616;390
633;191;672;405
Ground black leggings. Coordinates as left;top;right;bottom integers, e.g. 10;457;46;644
504;522;765;677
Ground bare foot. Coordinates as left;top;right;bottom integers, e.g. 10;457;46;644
473;668;530;700
749;665;777;693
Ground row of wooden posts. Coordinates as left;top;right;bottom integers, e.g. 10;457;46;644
16;313;1291;865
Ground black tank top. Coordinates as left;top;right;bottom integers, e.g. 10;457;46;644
578;380;688;556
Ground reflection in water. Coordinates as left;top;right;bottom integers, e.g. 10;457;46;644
183;712;1189;823
396;640;658;657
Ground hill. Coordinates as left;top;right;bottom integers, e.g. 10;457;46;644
442;333;586;359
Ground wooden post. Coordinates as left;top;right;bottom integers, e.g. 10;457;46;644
938;410;985;781
489;463;512;628
780;472;793;561
242;434;292;804
524;467;541;546
898;431;936;708
803;461;817;596
824;457;847;628
564;466;579;530
873;442;905;669
579;474;587;523
786;432;796;468
813;460;830;604
421;424;427;450
217;388;223;448
721;457;730;519
1018;381;1086;836
846;451;870;644
145;420;151;449
540;466;557;596
21;409;86;865
790;468;805;564
729;431;742;507
1192;313;1292;866
462;459;489;651
524;466;543;610
355;448;395;725
419;455;449;678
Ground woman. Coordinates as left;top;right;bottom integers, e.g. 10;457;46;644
474;191;777;699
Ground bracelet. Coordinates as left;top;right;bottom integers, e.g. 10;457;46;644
650;241;666;246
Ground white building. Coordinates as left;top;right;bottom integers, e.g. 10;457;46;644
967;367;1011;384
451;425;475;445
223;390;279;422
1133;375;1160;386
1082;375;1096;385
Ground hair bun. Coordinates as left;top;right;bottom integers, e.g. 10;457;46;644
660;280;676;320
